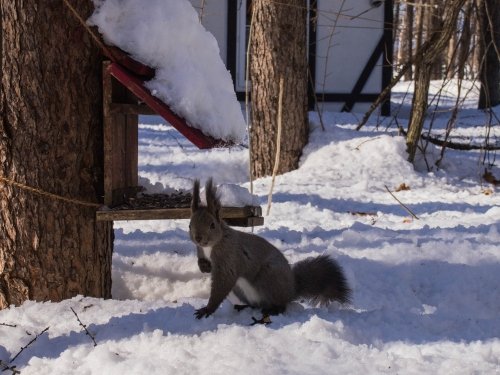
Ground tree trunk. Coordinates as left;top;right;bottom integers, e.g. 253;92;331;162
399;2;415;80
250;0;308;178
472;0;484;78
404;3;415;80
0;1;113;308
406;0;467;163
457;0;474;80
446;29;458;79
427;1;445;79
414;0;426;76
478;0;500;108
446;0;474;80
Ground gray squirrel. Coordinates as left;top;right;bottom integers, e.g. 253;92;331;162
189;178;351;320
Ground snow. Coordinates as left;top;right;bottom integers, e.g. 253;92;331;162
2;1;499;371
88;0;246;143
138;175;257;207
1;77;499;373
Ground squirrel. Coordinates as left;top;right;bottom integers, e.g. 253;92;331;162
189;178;351;320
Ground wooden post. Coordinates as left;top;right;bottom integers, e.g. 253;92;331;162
102;61;139;206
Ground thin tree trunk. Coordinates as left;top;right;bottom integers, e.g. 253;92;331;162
478;0;500;108
404;2;415;80
447;30;458;79
250;0;308;178
415;0;426;76
406;0;467;163
457;0;474;80
398;1;414;79
472;0;484;78
0;1;113;308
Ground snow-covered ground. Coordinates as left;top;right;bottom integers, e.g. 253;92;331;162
1;79;499;374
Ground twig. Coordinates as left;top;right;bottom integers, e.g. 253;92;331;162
0;360;20;375
354;137;382;150
319;0;347;112
0;322;17;328
266;77;284;216
198;0;206;22
61;0;114;60
70;307;97;347
356;62;410;131
10;326;49;363
384;185;419;220
308;67;325;131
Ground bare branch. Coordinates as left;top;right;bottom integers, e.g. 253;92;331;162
0;360;20;375
10;326;49;363
384;185;419;220
0;322;17;328
71;307;97;347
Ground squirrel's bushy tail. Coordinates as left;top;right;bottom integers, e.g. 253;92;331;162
292;255;351;306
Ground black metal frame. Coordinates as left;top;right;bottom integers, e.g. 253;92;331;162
227;0;393;115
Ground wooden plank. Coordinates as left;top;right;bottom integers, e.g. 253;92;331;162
107;62;230;149
125;114;138;188
96;206;262;222
111;112;126;205
225;216;264;227
103;62;114;206
103;61;141;206
109;103;156;115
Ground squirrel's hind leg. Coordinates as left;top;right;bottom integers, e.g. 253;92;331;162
250;314;272;326
234;304;251;312
249;305;286;325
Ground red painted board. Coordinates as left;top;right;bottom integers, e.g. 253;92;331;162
105;47;155;79
108;63;229;149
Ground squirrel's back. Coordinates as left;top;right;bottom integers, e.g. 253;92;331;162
214;225;296;309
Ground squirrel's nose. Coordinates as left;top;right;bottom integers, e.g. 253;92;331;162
195;235;202;243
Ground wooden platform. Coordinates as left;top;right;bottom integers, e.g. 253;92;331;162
100;56;263;227
96;205;263;227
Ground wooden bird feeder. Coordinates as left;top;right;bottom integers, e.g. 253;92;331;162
96;50;263;227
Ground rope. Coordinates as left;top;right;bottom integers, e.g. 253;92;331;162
0;175;101;208
0;1;108;209
61;0;115;60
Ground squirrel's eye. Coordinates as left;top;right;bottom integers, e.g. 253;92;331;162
210;222;215;230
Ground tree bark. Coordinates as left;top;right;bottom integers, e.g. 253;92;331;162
0;1;113;308
478;0;500;108
456;0;473;80
472;0;484;78
250;0;308;178
406;0;467;163
400;2;414;80
427;0;445;79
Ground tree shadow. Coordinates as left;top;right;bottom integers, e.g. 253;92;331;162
267;192;495;218
7;255;500;369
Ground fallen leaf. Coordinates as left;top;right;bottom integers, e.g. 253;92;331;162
482;188;494;196
395;183;411;192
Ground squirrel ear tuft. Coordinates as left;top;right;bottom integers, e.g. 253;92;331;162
205;178;221;220
191;179;200;213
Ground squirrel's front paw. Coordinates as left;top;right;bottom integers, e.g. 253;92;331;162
198;258;212;273
194;306;213;319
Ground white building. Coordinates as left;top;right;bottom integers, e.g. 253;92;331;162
191;0;393;114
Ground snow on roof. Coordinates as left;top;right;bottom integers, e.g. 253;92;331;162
88;0;247;144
